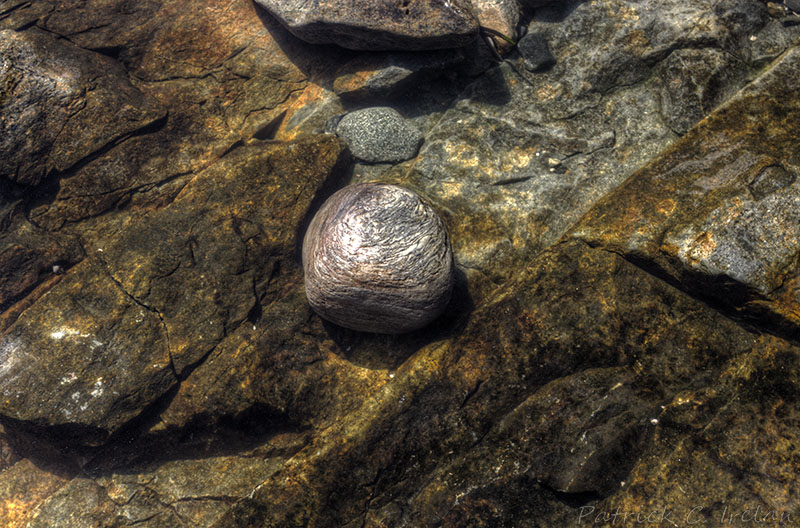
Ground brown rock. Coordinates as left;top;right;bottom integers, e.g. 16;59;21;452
0;135;349;445
1;1;799;526
212;240;789;527
332;50;467;100
0;212;83;313
0;460;71;527
27;0;311;231
470;0;520;54
0;29;165;186
0;259;174;445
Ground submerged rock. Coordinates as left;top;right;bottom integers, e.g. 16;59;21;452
0;135;348;445
332;50;468;100
253;0;480;50
0;214;83;314
1;0;799;526
517;31;556;71
470;0;520;54
0;29;165;187
656;48;744;134
335;107;424;163
572;46;800;340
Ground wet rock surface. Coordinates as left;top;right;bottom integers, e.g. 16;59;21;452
0;0;799;526
469;0;520;54
0;29;165;187
572;46;800;340
332;50;469;101
335;107;424;163
518;31;556;71
253;0;480;50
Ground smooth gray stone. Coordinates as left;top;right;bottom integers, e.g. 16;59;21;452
253;0;479;50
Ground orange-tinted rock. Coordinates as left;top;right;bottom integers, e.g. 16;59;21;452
0;135;348;445
469;0;519;54
0;460;71;527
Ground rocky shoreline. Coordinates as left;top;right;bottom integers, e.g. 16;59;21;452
1;0;799;526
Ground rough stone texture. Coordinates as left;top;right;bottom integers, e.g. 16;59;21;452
0;135;348;445
0;211;83;314
656;48;745;134
572;46;800;340
0;258;174;443
0;459;70;527
253;0;480;50
0;0;799;526
336;107;424;163
25;0;312;231
393;0;797;297
212;240;800;527
303;183;454;333
0;29;165;186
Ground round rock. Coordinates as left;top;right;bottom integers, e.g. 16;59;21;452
302;183;454;334
335;107;424;163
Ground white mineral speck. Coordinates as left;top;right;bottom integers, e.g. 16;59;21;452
60;373;78;385
90;379;104;397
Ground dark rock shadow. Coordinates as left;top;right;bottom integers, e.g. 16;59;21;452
522;0;586;24
293;153;355;263
0;379;309;478
252;2;510;110
321;266;475;371
0;419;82;479
452;62;513;107
79;403;309;476
252;4;360;87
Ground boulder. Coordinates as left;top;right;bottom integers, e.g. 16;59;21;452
253;0;480;50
